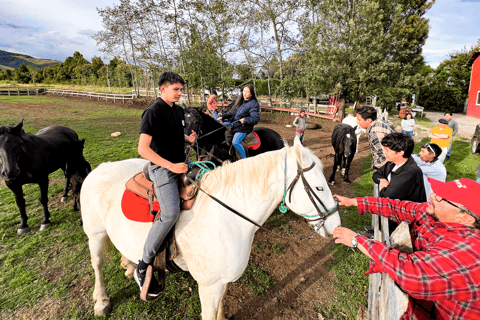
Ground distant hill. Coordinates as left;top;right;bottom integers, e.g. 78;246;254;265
0;50;61;70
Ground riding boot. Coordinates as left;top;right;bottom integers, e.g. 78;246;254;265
225;128;233;146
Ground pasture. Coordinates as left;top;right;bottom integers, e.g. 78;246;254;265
1;94;477;319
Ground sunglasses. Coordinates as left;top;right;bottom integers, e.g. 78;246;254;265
423;144;436;157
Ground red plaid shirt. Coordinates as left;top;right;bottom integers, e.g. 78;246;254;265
356;197;480;319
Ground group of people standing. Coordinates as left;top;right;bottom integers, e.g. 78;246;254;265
333;105;480;319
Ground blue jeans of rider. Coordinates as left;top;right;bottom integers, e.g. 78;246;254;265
232;132;247;159
142;164;181;265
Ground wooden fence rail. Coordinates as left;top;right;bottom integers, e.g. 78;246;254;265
46;89;135;103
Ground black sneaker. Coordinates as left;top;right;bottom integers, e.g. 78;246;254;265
134;265;164;299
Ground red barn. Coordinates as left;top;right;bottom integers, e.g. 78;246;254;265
466;52;480;119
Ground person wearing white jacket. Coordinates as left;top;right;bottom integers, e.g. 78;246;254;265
401;113;415;136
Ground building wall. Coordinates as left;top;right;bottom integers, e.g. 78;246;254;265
467;57;480;119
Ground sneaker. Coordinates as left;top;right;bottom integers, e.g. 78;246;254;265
134;265;164;299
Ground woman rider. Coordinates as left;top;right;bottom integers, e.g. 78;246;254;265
218;84;260;159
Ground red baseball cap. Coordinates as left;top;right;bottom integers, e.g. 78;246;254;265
428;178;480;220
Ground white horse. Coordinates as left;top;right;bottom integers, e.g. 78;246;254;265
80;139;341;319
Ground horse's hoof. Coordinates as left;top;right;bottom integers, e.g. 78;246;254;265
17;227;30;235
39;223;51;231
344;181;351;185
61;196;68;202
328;181;335;185
94;299;111;316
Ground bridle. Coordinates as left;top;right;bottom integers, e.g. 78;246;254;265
185;153;338;239
285;160;338;229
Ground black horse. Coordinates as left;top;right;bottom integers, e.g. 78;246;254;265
328;123;357;185
0;120;90;234
184;107;285;164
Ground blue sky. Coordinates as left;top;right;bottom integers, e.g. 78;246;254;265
0;0;479;68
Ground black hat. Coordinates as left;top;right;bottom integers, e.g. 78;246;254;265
439;118;448;124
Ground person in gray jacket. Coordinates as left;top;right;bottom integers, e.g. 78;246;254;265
293;109;307;144
444;112;458;157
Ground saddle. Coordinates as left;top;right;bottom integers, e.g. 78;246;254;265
224;129;261;159
125;163;201;215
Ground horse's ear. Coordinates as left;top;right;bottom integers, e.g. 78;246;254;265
181;103;186;109
79;139;86;149
294;136;306;166
13;119;24;133
353;125;358;131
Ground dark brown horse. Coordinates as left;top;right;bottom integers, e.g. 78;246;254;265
0;120;90;234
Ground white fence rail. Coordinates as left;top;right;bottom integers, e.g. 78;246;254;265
46;89;135;103
0;87;46;96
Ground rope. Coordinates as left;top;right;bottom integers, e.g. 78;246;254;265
190;161;216;180
279;153;288;214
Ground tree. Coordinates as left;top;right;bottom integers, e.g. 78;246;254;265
302;0;433;115
419;42;479;112
15;64;31;83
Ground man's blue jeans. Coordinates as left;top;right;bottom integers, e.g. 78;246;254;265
232;132;247;159
142;164;181;265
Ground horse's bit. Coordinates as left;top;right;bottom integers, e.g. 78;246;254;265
286;161;338;231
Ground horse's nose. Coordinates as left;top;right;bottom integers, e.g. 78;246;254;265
1;167;20;180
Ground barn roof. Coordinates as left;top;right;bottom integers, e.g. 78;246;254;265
466;52;480;67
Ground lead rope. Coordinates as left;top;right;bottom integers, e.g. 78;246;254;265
278;153;288;214
190;160;216;180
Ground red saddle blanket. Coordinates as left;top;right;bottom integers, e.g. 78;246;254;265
246;131;261;150
121;189;159;223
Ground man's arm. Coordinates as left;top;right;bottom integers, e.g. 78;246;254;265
138;133;189;174
357;235;480;302
369;132;388;169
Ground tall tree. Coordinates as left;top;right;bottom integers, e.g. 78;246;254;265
302;0;433;113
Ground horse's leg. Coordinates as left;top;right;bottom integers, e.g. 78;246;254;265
61;173;70;202
38;177;52;231
216;284;228;320
89;232;111;316
343;155;353;184
328;153;340;185
198;281;228;320
8;183;29;234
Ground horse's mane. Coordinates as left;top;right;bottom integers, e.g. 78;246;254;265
195;144;322;209
0;125;21;135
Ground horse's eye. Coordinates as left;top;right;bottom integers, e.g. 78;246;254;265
316;187;323;191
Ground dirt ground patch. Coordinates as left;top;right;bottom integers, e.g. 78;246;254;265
3;94;371;319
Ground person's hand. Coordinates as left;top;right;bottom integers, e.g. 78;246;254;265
186;131;197;143
217;117;223;123
333;227;358;247
333;195;358;207
240;118;245;124
169;162;189;174
379;178;389;190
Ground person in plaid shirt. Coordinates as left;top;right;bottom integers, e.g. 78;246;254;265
355;106;395;171
332;178;480;319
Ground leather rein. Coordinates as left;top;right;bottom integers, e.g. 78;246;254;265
185;156;338;237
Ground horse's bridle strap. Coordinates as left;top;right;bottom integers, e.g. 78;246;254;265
287;161;337;221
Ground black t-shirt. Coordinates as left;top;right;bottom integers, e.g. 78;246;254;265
139;98;186;163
